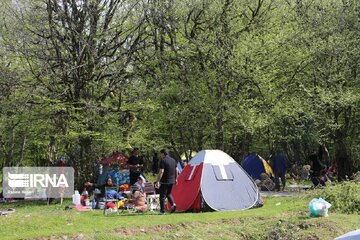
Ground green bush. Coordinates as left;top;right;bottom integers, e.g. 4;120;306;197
315;180;360;214
353;171;360;182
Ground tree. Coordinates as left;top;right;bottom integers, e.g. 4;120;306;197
1;0;147;184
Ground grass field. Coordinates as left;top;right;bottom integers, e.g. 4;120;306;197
0;192;359;240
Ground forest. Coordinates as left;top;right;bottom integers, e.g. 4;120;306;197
0;0;359;185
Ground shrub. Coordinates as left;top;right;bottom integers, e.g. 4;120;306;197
353;171;360;182
313;180;360;214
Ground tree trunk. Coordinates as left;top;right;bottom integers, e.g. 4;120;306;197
335;139;352;181
215;112;224;150
334;106;353;181
215;81;225;150
47;136;56;165
17;134;27;167
76;136;93;189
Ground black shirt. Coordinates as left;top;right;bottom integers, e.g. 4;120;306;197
309;153;325;176
128;155;144;173
159;155;177;184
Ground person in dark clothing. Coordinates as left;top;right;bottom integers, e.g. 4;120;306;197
152;152;159;176
271;152;287;191
156;148;178;215
127;148;144;185
308;153;327;187
85;177;115;198
85;177;120;209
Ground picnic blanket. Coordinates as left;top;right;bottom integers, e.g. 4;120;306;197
75;204;92;211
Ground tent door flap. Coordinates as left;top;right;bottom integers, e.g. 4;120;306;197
212;165;234;181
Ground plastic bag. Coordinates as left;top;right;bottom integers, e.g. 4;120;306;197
308;198;331;217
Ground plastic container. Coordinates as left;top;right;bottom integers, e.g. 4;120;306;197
72;190;81;205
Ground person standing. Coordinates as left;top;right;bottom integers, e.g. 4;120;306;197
271;150;287;191
127;148;144;185
309;152;327;186
155;148;178;214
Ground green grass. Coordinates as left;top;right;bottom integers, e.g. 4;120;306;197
0;192;359;240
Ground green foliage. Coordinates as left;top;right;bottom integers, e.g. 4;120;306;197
0;0;360;179
313;180;360;214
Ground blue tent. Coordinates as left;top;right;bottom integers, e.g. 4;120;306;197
242;154;274;180
98;167;130;185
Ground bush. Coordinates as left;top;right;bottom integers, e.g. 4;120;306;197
313;180;360;214
353;171;360;182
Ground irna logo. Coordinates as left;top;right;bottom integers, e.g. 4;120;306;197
3;167;74;199
7;172;69;188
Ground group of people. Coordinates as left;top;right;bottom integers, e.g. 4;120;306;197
87;144;336;213
289;144;336;187
128;147;177;214
308;144;337;187
255;144;337;191
86;148;178;215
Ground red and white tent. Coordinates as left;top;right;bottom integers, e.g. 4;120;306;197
171;150;258;212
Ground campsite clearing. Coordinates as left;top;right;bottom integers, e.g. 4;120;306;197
0;195;358;240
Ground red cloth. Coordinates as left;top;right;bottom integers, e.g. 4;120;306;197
57;161;65;167
106;202;116;209
75;204;92;211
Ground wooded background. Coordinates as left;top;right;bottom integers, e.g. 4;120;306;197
0;0;359;184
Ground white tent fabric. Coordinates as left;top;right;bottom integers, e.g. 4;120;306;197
171;150;259;212
335;229;360;240
201;150;259;211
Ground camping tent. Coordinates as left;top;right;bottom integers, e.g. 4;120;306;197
171;150;259;212
335;229;360;240
98;152;130;185
98;168;130;186
242;153;274;180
